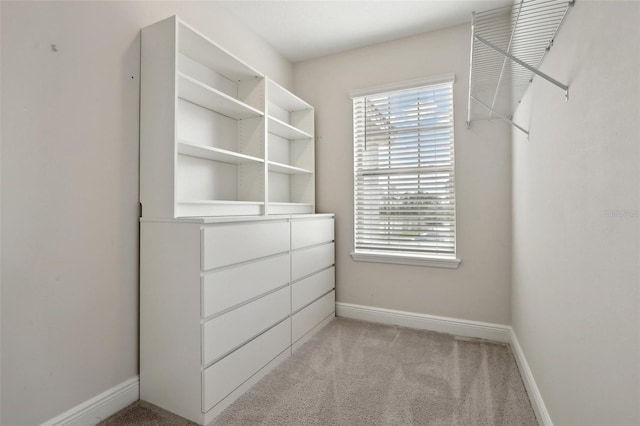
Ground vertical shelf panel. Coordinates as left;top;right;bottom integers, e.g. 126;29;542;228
140;16;179;218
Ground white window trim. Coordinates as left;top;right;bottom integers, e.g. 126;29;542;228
351;250;461;269
349;73;456;98
351;74;461;269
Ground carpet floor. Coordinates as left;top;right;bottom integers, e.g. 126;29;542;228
100;318;537;425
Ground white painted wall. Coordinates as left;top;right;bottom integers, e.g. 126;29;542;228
0;2;291;425
294;24;513;325
0;2;3;422
511;1;640;424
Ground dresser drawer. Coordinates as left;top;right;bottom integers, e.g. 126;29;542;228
202;287;289;365
291;218;334;250
291;242;334;281
202;253;290;318
201;221;290;271
292;290;335;343
292;267;335;313
203;319;290;413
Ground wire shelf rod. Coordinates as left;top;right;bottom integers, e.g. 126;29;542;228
488;0;525;119
476;26;562;40
475;0;570;18
531;2;573;71
475;9;567;27
478;4;571;21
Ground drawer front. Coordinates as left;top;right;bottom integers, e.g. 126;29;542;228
202;221;290;270
203;253;290;318
291;242;334;281
203;319;290;413
292;290;335;343
202;287;289;365
291;218;334;250
292;267;335;313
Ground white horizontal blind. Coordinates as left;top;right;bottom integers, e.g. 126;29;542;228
353;81;456;258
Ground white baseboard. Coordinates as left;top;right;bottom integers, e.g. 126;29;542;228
336;302;511;343
41;376;139;426
510;330;552;426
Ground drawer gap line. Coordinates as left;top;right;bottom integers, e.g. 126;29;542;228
201;250;290;274
201;315;291;370
201;282;291;322
291;289;336;316
290;265;335;285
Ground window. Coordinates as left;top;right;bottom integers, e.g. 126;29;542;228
351;75;460;268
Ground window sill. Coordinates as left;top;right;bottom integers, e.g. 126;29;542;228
351;251;461;269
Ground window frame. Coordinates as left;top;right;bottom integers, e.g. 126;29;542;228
350;74;461;269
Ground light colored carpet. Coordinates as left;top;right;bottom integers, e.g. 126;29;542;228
101;318;537;425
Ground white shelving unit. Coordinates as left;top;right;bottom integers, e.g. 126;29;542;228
140;16;334;426
141;16;316;218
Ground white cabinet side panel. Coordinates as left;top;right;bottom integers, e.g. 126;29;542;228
140;222;202;422
140;17;177;218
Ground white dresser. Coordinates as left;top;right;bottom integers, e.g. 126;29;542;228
140;214;335;425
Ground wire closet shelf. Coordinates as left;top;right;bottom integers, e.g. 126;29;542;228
466;0;574;136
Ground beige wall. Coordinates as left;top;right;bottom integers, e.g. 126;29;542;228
294;24;513;325
0;2;291;424
0;2;2;422
511;1;640;424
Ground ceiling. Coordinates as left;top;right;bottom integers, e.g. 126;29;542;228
218;0;512;63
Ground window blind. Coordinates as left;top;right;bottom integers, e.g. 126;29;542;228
352;80;456;259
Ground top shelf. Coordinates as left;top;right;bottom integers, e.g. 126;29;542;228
177;18;263;82
267;79;312;112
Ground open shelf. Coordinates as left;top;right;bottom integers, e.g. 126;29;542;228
268;161;312;175
267;79;311;112
178;19;262;82
177;141;263;165
178;200;264;206
268;116;312;140
178;73;263;120
177;200;264;217
268;202;314;215
141;17;315;218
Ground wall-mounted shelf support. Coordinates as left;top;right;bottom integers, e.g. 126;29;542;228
466;0;574;136
470;95;529;137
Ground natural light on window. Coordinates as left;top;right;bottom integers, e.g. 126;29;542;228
351;75;460;268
